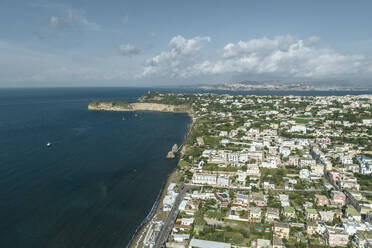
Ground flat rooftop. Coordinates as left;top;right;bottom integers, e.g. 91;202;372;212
189;238;231;248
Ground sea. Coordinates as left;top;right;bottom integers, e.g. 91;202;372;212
0;87;191;248
0;87;371;248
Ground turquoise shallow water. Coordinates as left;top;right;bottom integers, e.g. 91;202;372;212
0;88;191;248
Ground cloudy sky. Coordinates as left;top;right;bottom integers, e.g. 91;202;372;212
1;0;372;87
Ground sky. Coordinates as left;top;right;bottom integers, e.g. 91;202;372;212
1;0;372;87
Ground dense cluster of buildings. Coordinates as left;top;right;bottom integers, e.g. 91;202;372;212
142;92;372;248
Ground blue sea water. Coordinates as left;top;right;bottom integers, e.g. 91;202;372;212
0;88;191;248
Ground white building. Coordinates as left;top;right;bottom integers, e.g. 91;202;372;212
247;164;260;176
290;125;307;134
357;155;372;175
343;222;367;235
179;200;188;211
236;171;247;184
261;158;278;168
319;211;334;222
163;191;178;211
239;153;249;163
263;181;275;190
311;164;324;176
227;152;239;164
340;155;353;165
192;173;217;185
279;146;291;157
172;233;190;243
219;131;228;137
189;238;231;248
217;176;230;187
300;169;310;180
181;218;194;226
362;119;372;126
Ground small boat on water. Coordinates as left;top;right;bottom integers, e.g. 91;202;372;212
46;142;52;147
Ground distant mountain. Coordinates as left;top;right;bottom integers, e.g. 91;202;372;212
182;80;372;91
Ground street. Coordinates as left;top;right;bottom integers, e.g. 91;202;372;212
154;184;192;248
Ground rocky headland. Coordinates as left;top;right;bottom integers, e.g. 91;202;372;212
88;101;190;113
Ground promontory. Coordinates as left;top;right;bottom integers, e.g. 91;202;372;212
88;92;192;114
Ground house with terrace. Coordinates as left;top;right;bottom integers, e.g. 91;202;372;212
250;192;267;207
306;208;319;221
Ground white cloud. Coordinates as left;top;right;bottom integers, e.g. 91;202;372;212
142;35;210;78
48;8;101;31
221;35;299;59
2;34;371;86
119;44;140;56
142;35;372;81
201;35;368;79
67;9;101;31
49;16;67;29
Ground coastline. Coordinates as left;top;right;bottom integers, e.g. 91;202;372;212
87;98;195;247
88;101;190;113
128;114;194;248
127;168;178;248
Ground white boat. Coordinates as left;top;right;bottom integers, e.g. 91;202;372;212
46;142;52;147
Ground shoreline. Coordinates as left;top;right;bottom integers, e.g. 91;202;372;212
128;168;178;248
87;98;195;247
88;102;190;113
126;177;167;248
128;114;194;248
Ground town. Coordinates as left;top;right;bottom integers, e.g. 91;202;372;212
135;92;372;248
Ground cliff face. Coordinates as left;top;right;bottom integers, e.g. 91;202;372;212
88;102;190;113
